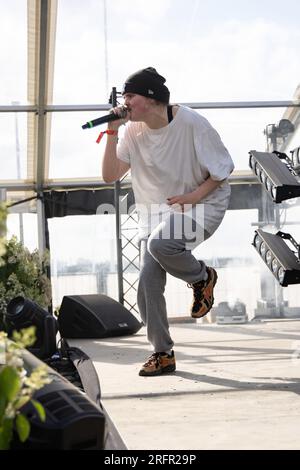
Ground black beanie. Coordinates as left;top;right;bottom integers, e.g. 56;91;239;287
122;67;170;104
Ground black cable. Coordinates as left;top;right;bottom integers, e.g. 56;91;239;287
7;195;38;208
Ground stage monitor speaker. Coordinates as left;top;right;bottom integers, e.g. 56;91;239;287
12;349;106;450
58;294;142;339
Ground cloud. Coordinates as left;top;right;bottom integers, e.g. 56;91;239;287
172;18;300;101
108;0;172;22
52;13;300;106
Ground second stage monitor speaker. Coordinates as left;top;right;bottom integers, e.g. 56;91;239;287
58;294;142;339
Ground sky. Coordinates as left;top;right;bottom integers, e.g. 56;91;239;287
1;0;300;180
2;0;300;105
1;0;300;268
52;0;300;104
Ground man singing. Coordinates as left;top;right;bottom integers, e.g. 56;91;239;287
102;67;234;376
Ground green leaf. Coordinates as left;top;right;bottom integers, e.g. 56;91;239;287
31;399;46;422
0;395;6;421
0;366;21;401
15;396;30;410
16;413;30;443
0;419;13;450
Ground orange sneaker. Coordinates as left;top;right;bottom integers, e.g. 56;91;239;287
189;267;218;318
139;351;176;376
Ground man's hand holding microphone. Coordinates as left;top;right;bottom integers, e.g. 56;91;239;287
82;105;129;130
82;105;129;144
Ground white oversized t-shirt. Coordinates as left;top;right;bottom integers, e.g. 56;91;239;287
117;105;234;239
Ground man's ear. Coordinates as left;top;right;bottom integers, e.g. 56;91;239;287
145;97;156;106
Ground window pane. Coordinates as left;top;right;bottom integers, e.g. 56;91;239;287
280;201;300;315
6;212;38;252
0;0;27;104
200;107;286;171
54;0;109;104
0;113;28;180
49;106;293;177
48;214;118;308
49;111;107;179
53;0;300;103
164;208;269;321
49;110;127;179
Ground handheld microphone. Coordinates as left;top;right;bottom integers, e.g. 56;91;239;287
82;106;127;129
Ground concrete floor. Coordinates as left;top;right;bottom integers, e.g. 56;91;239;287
70;319;300;450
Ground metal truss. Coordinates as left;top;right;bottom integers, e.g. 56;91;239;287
120;201;140;315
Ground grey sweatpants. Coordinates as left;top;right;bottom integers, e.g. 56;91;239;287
137;210;211;352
